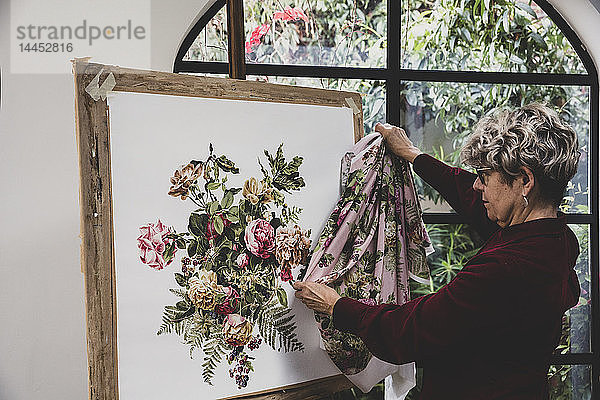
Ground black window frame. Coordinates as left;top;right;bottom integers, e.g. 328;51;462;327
174;0;599;396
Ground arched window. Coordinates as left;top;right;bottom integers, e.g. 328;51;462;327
175;1;599;397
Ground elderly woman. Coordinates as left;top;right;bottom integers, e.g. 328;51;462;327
293;103;581;399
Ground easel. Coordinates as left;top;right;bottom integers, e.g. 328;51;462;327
73;57;363;400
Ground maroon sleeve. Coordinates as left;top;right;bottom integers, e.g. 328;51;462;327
332;252;512;365
412;153;499;239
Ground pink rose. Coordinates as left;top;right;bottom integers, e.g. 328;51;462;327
336;208;349;226
279;268;293;282
137;219;175;270
215;286;240;315
236;253;249;269
244;219;275;258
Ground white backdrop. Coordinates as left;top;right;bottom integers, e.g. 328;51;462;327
108;91;356;399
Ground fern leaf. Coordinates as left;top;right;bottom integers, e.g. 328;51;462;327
169;288;189;299
255;300;304;353
201;333;228;385
157;305;187;336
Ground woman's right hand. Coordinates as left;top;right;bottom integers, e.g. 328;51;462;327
375;123;423;163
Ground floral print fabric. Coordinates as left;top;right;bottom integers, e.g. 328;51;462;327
303;133;433;378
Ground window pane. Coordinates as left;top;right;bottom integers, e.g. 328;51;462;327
400;82;590;214
549;364;592;399
183;5;228;62
247;76;386;134
401;0;586;73
410;224;484;297
244;0;387;67
553;225;591;354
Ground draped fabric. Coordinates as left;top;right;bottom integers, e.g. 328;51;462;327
302;133;433;394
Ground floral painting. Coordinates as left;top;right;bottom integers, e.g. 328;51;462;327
137;144;310;388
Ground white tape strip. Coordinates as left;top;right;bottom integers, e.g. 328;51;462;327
345;97;360;115
85;69;116;101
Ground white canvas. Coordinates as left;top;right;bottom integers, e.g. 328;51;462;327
108;91;356;399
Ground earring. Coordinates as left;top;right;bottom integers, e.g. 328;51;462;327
523;195;529;208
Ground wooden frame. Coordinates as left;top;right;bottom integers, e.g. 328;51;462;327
73;59;364;400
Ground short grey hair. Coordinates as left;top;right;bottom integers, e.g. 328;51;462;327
461;103;580;206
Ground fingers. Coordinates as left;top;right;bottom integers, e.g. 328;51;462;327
292;282;341;315
373;122;422;162
374;122;392;136
375;122;408;139
293;281;316;299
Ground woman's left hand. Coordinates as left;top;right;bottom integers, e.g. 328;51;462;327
292;281;341;315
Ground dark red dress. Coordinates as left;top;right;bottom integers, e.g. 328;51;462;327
332;153;581;399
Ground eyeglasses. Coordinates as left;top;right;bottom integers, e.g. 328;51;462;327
475;167;492;185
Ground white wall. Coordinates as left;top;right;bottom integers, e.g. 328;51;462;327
0;0;598;399
550;0;600;71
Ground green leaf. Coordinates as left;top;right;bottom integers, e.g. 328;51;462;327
509;54;524;64
226;212;239;223
502;11;510;32
529;32;548;50
201;333;229;384
157;305;186;336
255;299;304;352
213;215;224;235
176;301;188;311
206;182;221;191
215;155;240;174
163;241;176;263
276;288;288;307
516;2;536;18
173;306;195;321
224;226;236;242
187;239;198;257
460;27;471;42
221;191;234;208
208;201;219;215
176;239;187;249
175;273;187;287
189;213;208;237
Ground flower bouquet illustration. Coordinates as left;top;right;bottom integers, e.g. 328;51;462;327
137;144;310;388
